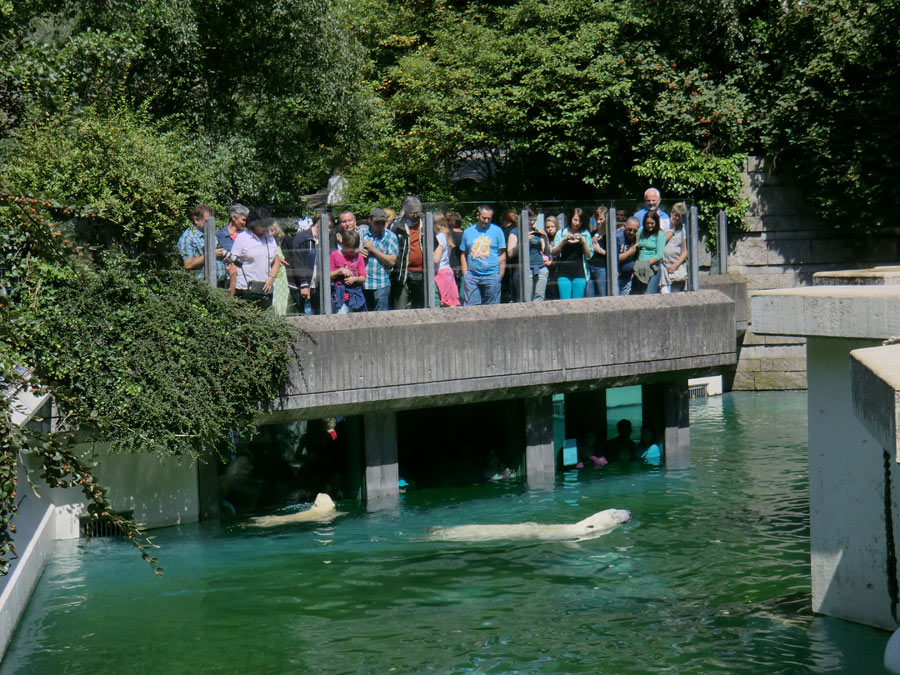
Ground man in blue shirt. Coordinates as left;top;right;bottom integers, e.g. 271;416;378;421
177;204;226;284
460;205;506;305
616;217;640;295
633;187;670;232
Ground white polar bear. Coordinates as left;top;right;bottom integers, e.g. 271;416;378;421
248;493;343;527
425;508;631;543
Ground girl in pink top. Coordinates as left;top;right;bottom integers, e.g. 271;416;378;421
330;230;367;313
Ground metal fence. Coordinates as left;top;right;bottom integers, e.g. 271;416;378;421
202;198;731;316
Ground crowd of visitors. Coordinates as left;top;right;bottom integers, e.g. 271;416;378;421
176;188;690;314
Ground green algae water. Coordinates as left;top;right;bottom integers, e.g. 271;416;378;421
1;392;890;673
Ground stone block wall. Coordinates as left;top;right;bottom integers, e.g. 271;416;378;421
705;156;900;390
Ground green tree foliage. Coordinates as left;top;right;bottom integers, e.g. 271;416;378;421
343;0;752;225
0;101;293;575
0;0;374;200
765;0;900;233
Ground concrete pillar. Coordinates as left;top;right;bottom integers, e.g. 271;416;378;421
524;396;555;484
807;336;894;629
642;382;690;468
364;411;399;501
343;415;364;502
564;390;606;455
641;382;664;442
663;379;691;469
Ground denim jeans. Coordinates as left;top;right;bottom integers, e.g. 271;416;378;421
464;271;502;305
364;286;391;311
586;265;607;297
632;268;661;295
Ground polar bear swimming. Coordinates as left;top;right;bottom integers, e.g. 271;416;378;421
248;493;343;527
425;508;631;543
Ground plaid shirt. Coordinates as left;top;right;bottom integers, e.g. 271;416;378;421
177;226;226;280
359;225;399;290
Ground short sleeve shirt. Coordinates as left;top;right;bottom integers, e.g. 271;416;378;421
177;225;226;281
231;230;278;290
460;223;506;277
358;226;399;290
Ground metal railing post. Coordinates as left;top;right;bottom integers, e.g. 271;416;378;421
717;209;728;275
519;209;531;302
606;207;619;296
203;215;217;289
689;206;700;291
317;212;332;315
424;211;436;309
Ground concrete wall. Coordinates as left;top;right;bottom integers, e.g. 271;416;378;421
752;281;900;630
272;290;739;421
713;156;900;390
0;448;201;661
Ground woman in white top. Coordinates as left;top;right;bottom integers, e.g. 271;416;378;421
660;202;688;293
433;214;460;306
231;208;282;309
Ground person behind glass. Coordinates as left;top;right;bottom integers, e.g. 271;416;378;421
268;223;293;315
177;204;228;286
232;208;281;309
390;195;426;310
631;210;666;295
544;215;560;299
616;216;640;295
660;202;689;294
215;203;248;295
359;207;398;311
460;205;506;305
499;209;519;303
330;230;366;313
288;216;318;315
551;207;592;299
518;209;550;301
445;211;465;296
586;205;609;298
433;214;460;307
331;210;358;250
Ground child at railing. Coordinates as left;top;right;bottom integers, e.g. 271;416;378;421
330;230;367;313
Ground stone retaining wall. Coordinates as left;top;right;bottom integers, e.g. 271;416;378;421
707;156;899;390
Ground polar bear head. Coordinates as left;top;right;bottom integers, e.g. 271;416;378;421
573;509;631;537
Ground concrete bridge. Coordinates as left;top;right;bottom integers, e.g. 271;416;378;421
270;279;746;499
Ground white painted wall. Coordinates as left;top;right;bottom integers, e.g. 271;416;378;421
0;448;201;661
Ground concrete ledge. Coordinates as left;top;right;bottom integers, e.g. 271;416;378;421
273;291;737;420
752;285;900;339
815;266;900;286
700;273;749;332
0;496;55;659
851;345;900;462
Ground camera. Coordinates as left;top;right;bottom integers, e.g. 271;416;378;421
222;249;243;267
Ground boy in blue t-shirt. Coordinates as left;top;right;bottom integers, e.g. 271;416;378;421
460;205;507;305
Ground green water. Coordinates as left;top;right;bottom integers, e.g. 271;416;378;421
1;392;890;673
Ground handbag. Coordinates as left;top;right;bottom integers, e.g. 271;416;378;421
670;266;688;283
247;280;269;295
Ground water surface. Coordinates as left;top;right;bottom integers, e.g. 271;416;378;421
2;392;889;673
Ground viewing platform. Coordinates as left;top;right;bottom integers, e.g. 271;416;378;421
273;288;741;421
